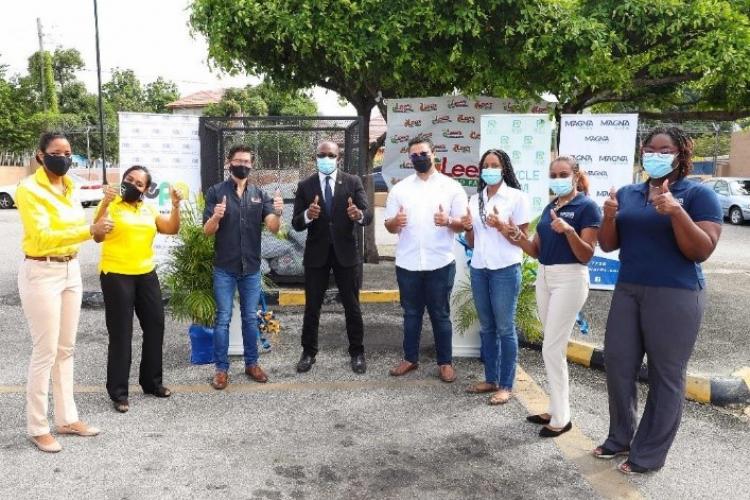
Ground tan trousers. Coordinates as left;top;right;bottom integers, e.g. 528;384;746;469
535;263;589;428
18;259;82;436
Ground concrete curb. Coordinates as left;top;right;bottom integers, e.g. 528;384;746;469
519;337;750;408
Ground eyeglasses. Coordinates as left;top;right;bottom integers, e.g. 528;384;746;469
409;152;430;160
316;153;337;159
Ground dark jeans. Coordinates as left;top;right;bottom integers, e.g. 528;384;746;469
301;246;364;357
100;270;165;403
395;262;456;365
212;266;261;373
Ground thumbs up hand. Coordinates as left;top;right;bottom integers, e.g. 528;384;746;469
394;205;408;228
213;195;227;220
550;209;574;235
434;203;450;227
603;186;619;219
460;206;473;231
273;189;284;216
102;185;118;205
652;178;680;216
486;205;502;229
91;206;114;238
307;194;321;220
346;196;362;221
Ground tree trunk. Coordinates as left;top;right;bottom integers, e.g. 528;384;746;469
355;102;381;264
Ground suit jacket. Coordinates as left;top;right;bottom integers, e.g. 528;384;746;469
292;171;373;268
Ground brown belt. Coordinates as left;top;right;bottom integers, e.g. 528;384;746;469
25;254;77;262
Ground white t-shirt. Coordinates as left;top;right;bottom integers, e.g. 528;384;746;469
469;183;531;270
384;171;468;271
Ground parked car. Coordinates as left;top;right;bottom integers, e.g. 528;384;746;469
67;173;104;207
0;182;17;209
702;177;750;225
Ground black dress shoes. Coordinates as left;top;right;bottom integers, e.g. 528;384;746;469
351;354;366;374
296;353;316;373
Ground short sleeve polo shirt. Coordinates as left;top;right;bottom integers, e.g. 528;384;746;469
615;179;722;290
537;194;602;266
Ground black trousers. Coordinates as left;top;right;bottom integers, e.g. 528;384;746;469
100;270;165;402
301;246;364;357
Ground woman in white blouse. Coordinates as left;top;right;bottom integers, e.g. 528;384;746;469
461;149;530;405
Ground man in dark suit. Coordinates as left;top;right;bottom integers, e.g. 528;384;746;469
292;141;372;374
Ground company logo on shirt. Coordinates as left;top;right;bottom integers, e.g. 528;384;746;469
559;211;575;218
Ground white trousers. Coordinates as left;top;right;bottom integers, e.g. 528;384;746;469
535;263;589;428
18;259;82;436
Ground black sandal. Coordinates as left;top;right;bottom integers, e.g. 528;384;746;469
147;386;172;398
618;460;653;475
526;414;551;425
113;400;129;413
592;444;630;460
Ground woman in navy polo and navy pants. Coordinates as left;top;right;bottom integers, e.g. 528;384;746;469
595;126;722;474
504;156;600;437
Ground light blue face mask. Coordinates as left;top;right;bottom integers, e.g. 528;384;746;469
480;168;503;186
317;157;337;175
549;177;573;196
642;153;676;179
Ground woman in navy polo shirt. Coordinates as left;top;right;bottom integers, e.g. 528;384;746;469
595;126;722;474
504;156;600;437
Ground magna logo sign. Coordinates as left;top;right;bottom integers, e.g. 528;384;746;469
564;119;594;128
599;155;629;164
584;136;610;143
600;119;630;129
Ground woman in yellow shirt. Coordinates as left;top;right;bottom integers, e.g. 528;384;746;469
17;132;112;453
94;165;181;413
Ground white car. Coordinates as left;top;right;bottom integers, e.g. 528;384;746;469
0;182;17;209
68;173;104;207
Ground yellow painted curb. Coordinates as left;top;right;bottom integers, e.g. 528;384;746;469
733;367;750;390
685;375;711;403
566;341;595;368
277;289;400;306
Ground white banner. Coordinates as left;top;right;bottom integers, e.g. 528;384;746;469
381;96;552;193
480;114;553;216
559;113;639;290
118;112;201;264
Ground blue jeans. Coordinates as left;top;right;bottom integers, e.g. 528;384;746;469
396;262;456;365
212;267;261;373
470;264;521;389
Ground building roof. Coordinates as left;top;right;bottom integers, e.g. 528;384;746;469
166;89;225;109
369;108;387;144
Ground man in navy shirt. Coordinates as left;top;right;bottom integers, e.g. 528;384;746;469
203;145;283;390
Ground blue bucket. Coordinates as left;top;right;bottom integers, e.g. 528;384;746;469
188;324;214;365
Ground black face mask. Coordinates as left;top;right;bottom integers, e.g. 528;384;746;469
120;181;143;202
230;164;250;179
412;156;432;173
43;154;72;176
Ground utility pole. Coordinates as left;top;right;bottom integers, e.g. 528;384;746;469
36;18;46;111
93;0;107;184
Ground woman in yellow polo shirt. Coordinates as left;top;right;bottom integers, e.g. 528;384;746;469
17;132;113;453
94;165;181;413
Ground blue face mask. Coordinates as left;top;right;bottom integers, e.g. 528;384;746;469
549;177;573;196
317;157;337;175
642;153;676;179
480;169;503;186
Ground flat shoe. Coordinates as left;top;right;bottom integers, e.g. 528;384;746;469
146;386;172;398
466;382;498;394
56;422;101;437
488;390;512;405
539;422;572;438
28;434;62;453
113;400;129;413
526;414;552;425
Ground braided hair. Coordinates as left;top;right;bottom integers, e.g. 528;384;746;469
641;126;694;178
477;149;522;226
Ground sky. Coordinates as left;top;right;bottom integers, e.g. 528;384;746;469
0;0;355;114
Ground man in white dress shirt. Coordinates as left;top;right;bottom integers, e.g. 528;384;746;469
384;135;468;382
